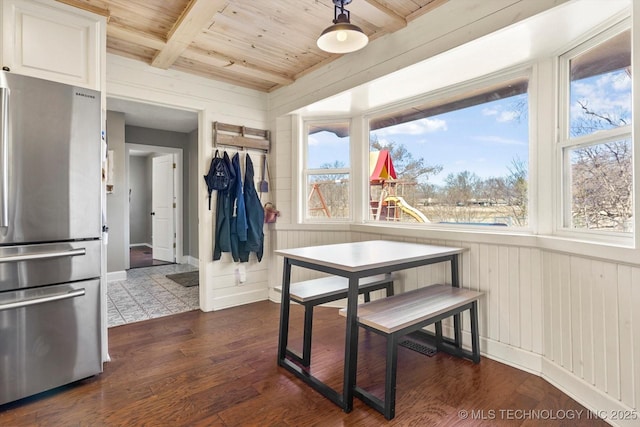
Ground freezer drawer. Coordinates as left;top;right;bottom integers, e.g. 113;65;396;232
0;279;102;405
0;240;101;292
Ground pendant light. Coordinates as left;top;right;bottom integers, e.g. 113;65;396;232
317;0;368;54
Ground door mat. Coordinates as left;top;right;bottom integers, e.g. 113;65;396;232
166;271;199;287
399;338;437;357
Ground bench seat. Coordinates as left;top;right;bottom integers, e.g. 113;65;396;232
341;284;483;420
353;284;482;334
276;273;395;367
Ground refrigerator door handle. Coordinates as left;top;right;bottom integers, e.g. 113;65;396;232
0;288;85;311
0;86;8;227
0;247;86;263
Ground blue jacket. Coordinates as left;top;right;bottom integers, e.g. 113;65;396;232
239;154;264;262
213;151;235;260
230;152;247;261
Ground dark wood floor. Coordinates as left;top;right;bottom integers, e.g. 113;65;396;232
0;301;606;426
130;245;173;268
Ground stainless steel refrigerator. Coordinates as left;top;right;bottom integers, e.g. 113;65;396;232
0;71;103;405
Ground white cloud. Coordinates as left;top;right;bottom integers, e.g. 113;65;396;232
483;106;520;123
571;70;632;121
497;110;519;122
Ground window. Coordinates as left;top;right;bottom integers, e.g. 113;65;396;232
303;121;351;220
559;25;632;234
368;75;529;227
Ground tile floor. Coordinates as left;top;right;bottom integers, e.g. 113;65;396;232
107;263;199;327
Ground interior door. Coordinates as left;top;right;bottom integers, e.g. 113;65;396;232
151;155;175;263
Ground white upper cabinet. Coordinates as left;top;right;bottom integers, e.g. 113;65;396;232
1;0;105;90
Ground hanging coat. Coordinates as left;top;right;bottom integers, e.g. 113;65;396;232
239;154;265;262
213;152;235;260
229;152;248;262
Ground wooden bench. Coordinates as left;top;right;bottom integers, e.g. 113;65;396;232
275;273;395;367
341;284;483;420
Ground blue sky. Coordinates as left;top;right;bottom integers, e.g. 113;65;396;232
309;94;529;187
371;95;528;186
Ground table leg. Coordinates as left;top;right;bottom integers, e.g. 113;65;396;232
451;255;462;348
277;258;292;363
343;276;360;413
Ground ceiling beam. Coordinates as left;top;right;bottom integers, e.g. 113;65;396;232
151;0;229;69
109;24;293;86
355;0;406;32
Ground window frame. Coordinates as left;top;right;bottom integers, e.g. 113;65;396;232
556;19;633;244
362;66;534;231
301;118;353;223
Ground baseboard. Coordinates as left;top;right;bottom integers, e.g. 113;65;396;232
183;255;199;268
130;243;151;248
107;270;127;283
209;288;269;311
541;360;637;427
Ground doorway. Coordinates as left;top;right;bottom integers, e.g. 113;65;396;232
105;98;201;327
127;145;183;269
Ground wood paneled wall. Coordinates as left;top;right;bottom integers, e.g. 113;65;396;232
269;227;640;421
543;253;640;414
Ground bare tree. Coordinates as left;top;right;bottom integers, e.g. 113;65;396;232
569;67;632;232
571;141;632;230
370;135;442;182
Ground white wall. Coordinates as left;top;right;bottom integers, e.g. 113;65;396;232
105;111;127;273
107;54;269;311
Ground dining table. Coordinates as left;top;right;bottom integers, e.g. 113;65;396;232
275;240;466;412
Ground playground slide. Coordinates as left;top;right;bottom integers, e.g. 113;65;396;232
384;196;430;223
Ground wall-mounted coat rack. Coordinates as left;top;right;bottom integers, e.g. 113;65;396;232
212;121;270;152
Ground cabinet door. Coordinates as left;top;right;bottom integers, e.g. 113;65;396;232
1;0;104;90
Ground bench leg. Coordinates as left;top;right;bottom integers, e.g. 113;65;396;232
301;305;314;367
470;301;480;363
435;321;443;345
454;313;462;349
385;282;394;297
384;334;399;420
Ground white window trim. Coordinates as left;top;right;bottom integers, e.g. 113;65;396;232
362;65;534;232
555;19;633;246
301;118;353;223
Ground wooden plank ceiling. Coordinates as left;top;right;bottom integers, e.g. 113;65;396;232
58;0;449;92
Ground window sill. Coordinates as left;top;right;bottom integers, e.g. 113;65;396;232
272;222;639;266
350;223;640;266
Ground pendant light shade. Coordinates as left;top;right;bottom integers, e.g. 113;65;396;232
317;0;368;54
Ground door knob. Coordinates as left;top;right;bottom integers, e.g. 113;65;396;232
150;212;155;216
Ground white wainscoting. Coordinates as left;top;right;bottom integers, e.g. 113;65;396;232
542;253;640;421
269;227;639;426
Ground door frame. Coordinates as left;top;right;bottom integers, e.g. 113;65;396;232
125;143;184;269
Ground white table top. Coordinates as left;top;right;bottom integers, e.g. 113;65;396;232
275;240;465;273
